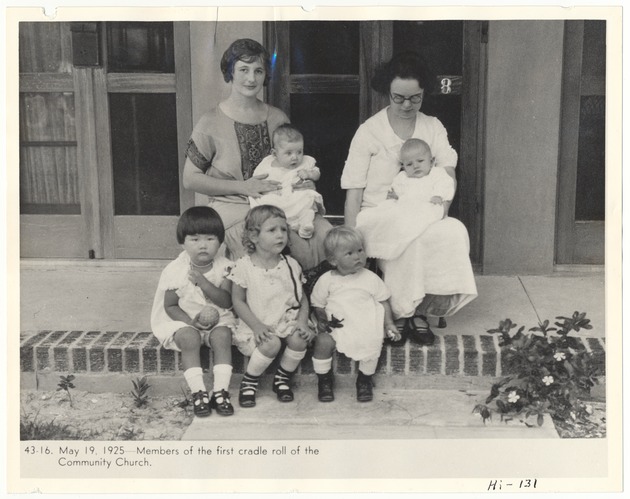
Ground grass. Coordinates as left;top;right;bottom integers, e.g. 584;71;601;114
20;408;92;440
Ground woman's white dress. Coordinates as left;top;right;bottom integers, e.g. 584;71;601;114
341;108;478;319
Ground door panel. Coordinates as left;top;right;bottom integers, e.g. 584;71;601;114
19;23;87;257
556;20;605;264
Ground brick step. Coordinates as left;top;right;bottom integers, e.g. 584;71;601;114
21;329;606;379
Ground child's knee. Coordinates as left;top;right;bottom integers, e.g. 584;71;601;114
286;333;308;351
209;326;232;346
314;333;335;355
258;336;281;357
174;327;202;351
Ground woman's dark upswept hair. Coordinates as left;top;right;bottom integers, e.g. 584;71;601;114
371;52;435;95
220;38;272;86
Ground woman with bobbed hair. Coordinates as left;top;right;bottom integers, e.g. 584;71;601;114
341;52;477;345
183;38;331;270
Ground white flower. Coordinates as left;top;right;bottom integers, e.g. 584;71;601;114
585;405;593;415
554;352;566;361
570;411;576;420
508;391;520;404
542;375;554;386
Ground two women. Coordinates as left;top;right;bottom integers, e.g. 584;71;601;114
184;40;476;345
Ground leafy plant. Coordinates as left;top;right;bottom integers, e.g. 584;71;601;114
130;376;151;408
473;311;601;427
57;374;76;408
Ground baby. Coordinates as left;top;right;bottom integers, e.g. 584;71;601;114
249;124;325;239
356;138;455;260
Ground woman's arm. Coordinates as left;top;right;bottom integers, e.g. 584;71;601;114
344;188;364;228
182;158;280;198
440;166;457;218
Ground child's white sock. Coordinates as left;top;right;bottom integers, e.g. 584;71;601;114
212;364;233;392
245;348;275;376
183;367;206;393
312;357;333;375
359;357;378;376
279;347;306;373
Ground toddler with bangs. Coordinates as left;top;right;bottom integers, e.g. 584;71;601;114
151;206;236;418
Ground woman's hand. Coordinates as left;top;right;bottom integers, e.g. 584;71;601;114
242;174;281;198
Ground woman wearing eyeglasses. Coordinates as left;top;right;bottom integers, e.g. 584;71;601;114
340;52;477;345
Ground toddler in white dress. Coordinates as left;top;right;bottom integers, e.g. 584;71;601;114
150;206;237;418
356;138;455;260
310;226;400;403
228;205;315;408
249;124;324;239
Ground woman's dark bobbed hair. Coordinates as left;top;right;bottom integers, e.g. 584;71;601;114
371;52;435;95
220;38;272;86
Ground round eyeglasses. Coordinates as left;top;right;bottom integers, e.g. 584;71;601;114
390;92;424;104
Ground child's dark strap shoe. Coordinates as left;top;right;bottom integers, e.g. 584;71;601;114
210;389;234;416
272;367;295;402
192;390;211;417
238;373;260;408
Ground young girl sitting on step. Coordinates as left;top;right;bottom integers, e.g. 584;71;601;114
310;226;400;403
228;205;314;408
151;206;237;418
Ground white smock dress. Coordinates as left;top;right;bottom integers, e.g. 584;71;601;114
150;252;237;351
341;108;477;319
227;254;305;356
310;268;390;361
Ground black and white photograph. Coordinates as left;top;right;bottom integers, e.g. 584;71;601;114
6;2;623;494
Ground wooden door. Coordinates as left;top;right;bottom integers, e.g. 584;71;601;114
264;20;485;265
556;20;606;265
19;23;88;258
19;21;193;259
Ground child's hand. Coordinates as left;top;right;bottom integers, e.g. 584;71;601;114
297;169;310;180
430;196;444;205
253;324;275;345
188;268;208;286
316;320;329;335
386;189;399;200
385;323;401;341
191;312;212;331
294;322;315;342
